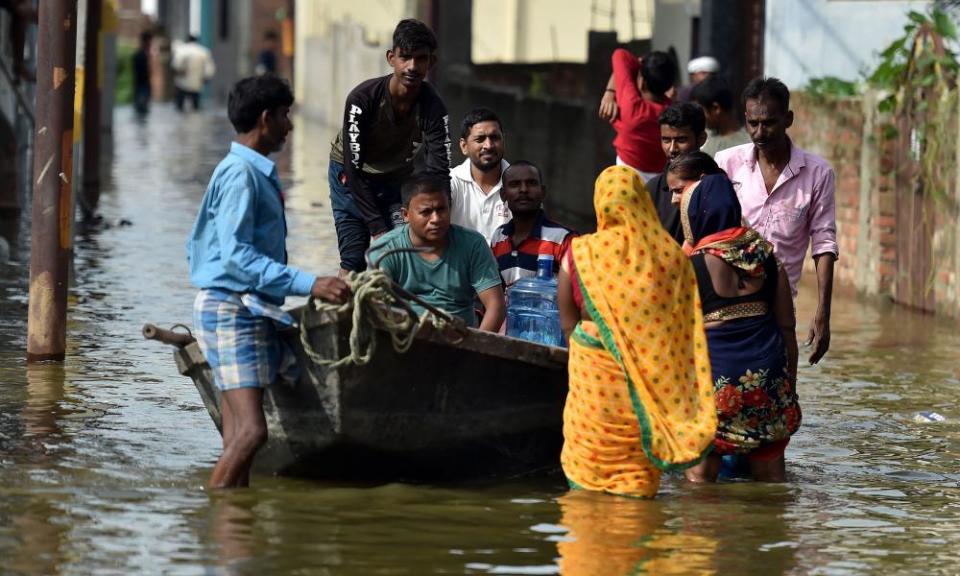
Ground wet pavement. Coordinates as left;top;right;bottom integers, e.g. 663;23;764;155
1;104;959;575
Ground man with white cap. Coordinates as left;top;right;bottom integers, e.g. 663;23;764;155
689;56;720;81
675;55;720;103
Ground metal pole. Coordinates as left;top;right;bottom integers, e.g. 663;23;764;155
27;0;79;363
81;0;102;220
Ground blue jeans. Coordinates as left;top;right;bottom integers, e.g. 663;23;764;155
328;160;403;272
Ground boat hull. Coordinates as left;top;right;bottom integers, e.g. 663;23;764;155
174;308;569;480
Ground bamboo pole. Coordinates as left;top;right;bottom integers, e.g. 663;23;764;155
27;0;79;363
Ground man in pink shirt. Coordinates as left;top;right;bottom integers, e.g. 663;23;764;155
715;77;838;365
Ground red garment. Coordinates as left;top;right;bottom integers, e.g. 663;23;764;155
610;49;670;173
564;248;585;312
682;226;750;256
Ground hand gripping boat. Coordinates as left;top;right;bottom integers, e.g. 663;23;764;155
145;264;568;481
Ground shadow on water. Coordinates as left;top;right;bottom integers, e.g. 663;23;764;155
1;104;960;574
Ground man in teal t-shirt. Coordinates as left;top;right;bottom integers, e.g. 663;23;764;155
369;176;505;330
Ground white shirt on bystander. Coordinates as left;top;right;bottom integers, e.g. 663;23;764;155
449;158;511;244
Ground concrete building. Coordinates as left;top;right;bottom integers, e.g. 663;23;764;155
471;0;654;63
650;0;700;84
650;0;764;106
764;0;931;88
294;1;416;124
156;0;293;104
653;0;933;92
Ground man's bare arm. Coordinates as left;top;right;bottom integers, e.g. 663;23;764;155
806;253;835;364
599;73;618;122
477;285;506;332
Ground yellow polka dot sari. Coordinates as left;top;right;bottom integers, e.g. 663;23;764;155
561;166;717;497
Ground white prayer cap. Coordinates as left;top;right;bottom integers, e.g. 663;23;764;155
687;56;720;75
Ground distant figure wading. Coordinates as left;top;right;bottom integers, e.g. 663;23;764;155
172;35;215;112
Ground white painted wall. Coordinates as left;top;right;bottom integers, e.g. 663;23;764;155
651;0;700;82
764;0;931;88
472;0;655;63
294;0;413;110
296;22;393;125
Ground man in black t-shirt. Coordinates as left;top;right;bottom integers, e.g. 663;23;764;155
328;19;451;274
647;103;706;244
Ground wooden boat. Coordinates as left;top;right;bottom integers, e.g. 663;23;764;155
149;306;568;481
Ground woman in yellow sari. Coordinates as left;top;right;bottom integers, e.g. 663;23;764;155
557;166;716;498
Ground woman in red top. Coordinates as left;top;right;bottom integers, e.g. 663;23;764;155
599;50;676;182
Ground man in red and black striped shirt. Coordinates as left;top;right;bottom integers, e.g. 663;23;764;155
491;161;576;287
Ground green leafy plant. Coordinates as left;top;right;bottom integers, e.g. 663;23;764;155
806;76;859;99
869;8;959;300
868;9;959;113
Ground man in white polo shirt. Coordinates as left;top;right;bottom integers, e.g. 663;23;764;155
450;107;510;243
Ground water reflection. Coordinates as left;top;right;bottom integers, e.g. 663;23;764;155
208;493;258;573
5;493;68;576
1;105;960;574
0;365;68;575
556;490;716;575
22;363;66;439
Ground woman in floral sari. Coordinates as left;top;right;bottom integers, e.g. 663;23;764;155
556;166;716;498
674;168;800;482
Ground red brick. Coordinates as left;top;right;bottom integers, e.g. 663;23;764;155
879;263;897;277
875;215;896;229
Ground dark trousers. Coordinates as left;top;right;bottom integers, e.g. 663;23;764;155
328;160;402;272
175;88;200;111
134;85;151;114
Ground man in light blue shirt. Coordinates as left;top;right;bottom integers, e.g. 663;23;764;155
187;75;350;489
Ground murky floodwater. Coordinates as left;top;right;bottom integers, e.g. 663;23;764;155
1;105;960;575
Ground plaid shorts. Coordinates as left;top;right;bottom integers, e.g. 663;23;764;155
192;289;297;391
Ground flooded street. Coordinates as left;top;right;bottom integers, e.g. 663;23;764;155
1;105;960;575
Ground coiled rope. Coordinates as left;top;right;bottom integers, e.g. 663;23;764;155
299;269;460;369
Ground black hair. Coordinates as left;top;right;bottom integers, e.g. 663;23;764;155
392;19;437;55
742;76;790;111
187;34;199;43
691;75;734;111
658;102;706;136
666;151;723;181
641;51;677;96
227;75;294;133
140;30;153;44
401;174;450;207
460;107;502;139
502;160;543;184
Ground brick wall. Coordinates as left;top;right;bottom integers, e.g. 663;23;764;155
790;91;960;319
789;94;864;290
115;0;150;44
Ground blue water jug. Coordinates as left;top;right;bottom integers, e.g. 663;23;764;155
506;254;565;347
